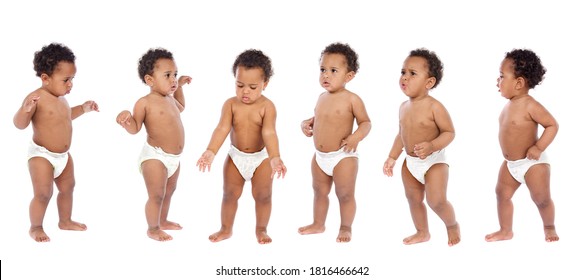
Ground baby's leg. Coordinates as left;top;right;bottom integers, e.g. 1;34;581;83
209;156;245;243
401;160;430;245
332;157;358;243
425;163;459;246
251;159;274;244
142;159;172;241
485;161;520;242
298;155;333;235
160;165;182;230
55;154;87;232
28;157;55;242
525;164;558;242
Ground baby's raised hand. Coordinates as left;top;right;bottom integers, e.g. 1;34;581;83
82;100;99;113
270;157;287;179
383;157;396;177
178;76;192;87
116;110;132;127
301;117;314;137
23;95;40;112
526;145;542;160
413;142;434;159
197;150;215;172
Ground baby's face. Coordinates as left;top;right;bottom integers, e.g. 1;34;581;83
43;61;76;97
235;66;267;104
149;58;178;95
319;53;353;93
400;56;432;98
497;58;518;99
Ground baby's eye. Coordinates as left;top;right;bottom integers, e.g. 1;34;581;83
400;70;405;75
236;84;244;88
320;68;326;73
250;86;257;90
174;73;178;77
331;69;338;73
411;72;416;76
165;73;171;78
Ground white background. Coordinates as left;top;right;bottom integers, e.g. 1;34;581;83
1;1;581;279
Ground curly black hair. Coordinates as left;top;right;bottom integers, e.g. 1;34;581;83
321;42;359;73
409;48;444;88
138;48;174;83
505;49;546;89
232;49;273;82
33;43;75;77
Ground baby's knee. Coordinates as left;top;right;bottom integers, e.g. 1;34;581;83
34;192;53;203
427;199;447;212
532;195;552;209
253;192;272;204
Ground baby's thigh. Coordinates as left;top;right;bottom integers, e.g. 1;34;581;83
525;164;551;196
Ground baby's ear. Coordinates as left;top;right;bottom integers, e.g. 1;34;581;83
144;74;154;87
346;71;356;82
515;77;526;90
426;77;437;89
263;79;270;90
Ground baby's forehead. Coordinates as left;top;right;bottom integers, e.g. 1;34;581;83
403;56;428;69
154;58;177;70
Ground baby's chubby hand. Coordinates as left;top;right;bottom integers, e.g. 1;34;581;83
178;76;192;87
82;100;99;113
270;157;287;179
383;157;396;177
301;117;314;137
197;150;215;172
23;95;40;113
116;110;132;127
413;142;434;159
341;134;360;153
526;145;542;160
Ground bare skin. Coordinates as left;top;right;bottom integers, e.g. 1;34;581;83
298;53;371;243
198;66;286;244
14;61;98;242
384;55;460;246
116;58;191;242
486;58;559;242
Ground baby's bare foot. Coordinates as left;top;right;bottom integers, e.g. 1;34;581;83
336;226;352;243
58;220;87;231
209;229;232;243
29;227;50;242
160;221;183;230
544;225;559;242
447;223;461;247
256;229;272;244
403;231;430;245
147;227;173;242
298;223;325;235
485;230;513;242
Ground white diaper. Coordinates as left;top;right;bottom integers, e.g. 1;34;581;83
138;142;181;178
27;141;69;178
228;145;268;181
405;149;447;184
315;148;358;176
506;153;550;184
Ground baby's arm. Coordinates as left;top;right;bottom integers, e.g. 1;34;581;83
301;116;314;137
526;100;559;160
341;94;371;153
414;101;454;159
262;101;287;179
196;99;233;172
384;133;404;177
173;75;192;112
116;98;146;134
13;94;40;130
71;100;99;120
